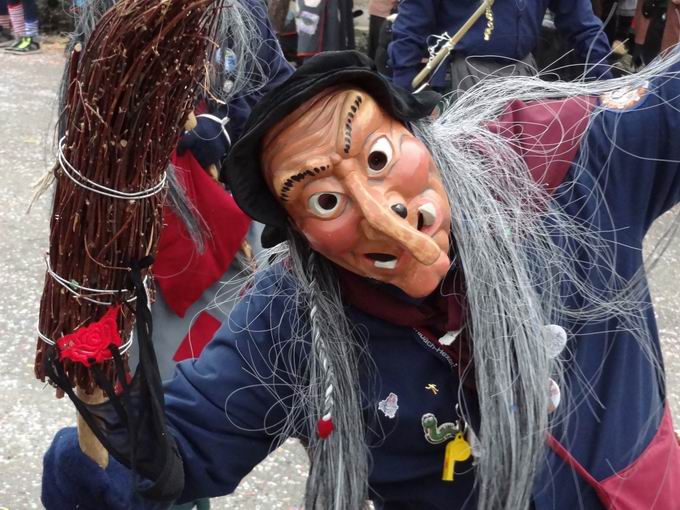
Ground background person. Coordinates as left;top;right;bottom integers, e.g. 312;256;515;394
367;0;397;60
0;0;13;46
4;0;40;54
388;0;613;93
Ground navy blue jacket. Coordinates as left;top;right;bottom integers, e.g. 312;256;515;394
388;0;612;90
154;62;680;508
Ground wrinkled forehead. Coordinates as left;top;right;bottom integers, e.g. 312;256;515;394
261;87;391;180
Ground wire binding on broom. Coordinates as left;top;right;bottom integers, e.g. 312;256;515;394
36;326;134;355
57;137;167;200
44;255;140;306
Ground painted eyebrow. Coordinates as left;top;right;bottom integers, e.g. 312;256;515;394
343;94;363;154
279;165;330;201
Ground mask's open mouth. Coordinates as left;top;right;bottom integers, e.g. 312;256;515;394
366;253;398;269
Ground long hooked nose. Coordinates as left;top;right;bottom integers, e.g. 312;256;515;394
343;172;441;265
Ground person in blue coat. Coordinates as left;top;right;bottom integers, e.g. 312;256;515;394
389;0;614;92
42;46;680;510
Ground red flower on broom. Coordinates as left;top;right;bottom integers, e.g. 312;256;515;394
57;305;123;367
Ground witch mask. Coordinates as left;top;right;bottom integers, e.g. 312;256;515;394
262;87;452;298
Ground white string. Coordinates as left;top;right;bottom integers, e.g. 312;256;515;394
195;113;232;148
418;31;455;91
37;326;134;355
45;255;138;306
57;137;167;200
427;31;453;62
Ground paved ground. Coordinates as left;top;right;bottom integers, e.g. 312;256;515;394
0;37;678;510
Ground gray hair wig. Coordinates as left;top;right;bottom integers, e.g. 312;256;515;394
235;48;680;510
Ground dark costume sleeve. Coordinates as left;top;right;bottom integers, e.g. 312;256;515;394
387;0;439;91
579;55;680;234
161;269;304;502
219;56;293;144
549;0;613;79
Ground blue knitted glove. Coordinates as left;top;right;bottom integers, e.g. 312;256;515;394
42;427;133;510
176;115;231;171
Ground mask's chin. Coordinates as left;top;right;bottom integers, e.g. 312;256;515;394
386;250;451;298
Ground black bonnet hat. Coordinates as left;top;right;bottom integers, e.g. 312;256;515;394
224;50;441;247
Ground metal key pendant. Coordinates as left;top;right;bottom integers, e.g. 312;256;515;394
442;432;472;481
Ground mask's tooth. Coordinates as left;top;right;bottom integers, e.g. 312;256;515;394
374;259;397;269
418;203;436;226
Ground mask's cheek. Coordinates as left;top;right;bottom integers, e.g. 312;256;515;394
389;138;432;188
297;210;362;257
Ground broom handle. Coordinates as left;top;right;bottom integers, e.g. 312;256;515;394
76;387;109;468
411;0;494;91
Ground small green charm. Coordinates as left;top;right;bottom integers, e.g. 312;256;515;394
422;413;459;444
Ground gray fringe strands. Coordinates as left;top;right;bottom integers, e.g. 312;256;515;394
289;234;370;510
165;164;210;253
220;232;372;510
210;0;269;104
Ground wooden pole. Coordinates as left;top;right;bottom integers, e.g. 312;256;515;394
76;387;109;469
411;0;494;91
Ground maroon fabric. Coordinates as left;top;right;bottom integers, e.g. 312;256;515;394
336;265;463;333
154;151;250;318
599;405;680;509
548;405;680;509
489;96;597;193
336;265;473;382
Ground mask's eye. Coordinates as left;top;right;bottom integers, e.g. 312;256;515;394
308;192;345;218
367;137;393;174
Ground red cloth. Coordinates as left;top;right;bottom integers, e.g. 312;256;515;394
154;151;250;317
548;405;680;509
173;311;222;362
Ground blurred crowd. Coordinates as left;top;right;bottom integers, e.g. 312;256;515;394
2;0;677;76
266;0;680;91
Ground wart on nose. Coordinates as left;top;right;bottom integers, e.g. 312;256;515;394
390;203;408;219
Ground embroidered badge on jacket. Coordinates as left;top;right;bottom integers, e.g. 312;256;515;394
421;413;458;444
378;392;399;418
425;383;439;395
600;81;649;110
